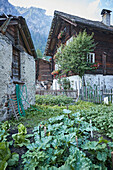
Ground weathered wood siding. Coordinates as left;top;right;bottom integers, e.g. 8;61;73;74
36;58;52;81
57;22;113;75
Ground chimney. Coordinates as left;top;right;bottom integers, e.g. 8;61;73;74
101;9;112;26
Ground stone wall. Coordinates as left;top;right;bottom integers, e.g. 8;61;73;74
0;33;36;121
0;33;12;121
21;52;36;108
84;74;113;89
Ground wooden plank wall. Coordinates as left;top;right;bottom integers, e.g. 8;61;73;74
36;59;52;81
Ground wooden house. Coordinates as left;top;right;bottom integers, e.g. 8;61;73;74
0;14;37;121
36;58;52;82
45;9;113;89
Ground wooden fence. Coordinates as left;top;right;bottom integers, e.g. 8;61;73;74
80;86;113;103
103;89;113;103
36;87;113;104
36;89;78;99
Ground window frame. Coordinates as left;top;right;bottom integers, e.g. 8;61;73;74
87;53;95;63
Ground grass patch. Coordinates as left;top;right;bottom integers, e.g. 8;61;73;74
9;100;97;128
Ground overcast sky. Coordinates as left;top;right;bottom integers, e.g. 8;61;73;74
9;0;113;24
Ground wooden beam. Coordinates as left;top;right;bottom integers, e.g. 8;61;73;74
0;17;12;34
9;21;18;26
19;24;32;55
59;16;77;27
15;26;19;45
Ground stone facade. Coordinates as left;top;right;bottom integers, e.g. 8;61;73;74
0;33;36;121
68;74;113;91
84;74;113;89
21;52;36;108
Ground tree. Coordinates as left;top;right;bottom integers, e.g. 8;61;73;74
36;49;48;60
36;49;43;59
55;30;96;78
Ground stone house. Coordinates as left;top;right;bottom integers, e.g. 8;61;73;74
0;14;37;121
45;9;113;90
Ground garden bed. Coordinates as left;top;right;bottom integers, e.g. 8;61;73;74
0;97;113;169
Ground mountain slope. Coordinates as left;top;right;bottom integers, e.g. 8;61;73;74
0;0;19;16
0;0;52;54
15;6;52;53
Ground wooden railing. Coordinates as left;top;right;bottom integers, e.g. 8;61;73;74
36;89;78;99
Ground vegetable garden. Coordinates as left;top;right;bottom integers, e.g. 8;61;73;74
0;95;113;169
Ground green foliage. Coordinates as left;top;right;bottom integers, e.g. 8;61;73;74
1;100;113;169
35;95;73;106
12;124;31;147
0;129;7;143
36;49;44;59
22;113;93;169
58;78;71;90
22;150;48;169
80;104;113;139
0;142;19;170
2;121;10;131
7;152;19;167
18;123;27;135
8;100;96;128
82;137;112;168
55;30;96;77
22;112;112;169
0;121;10;142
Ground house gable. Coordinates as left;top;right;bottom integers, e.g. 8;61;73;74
0;14;37;58
45;10;113;76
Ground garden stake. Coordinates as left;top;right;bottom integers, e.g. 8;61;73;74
39;125;41;139
44;126;46;136
76;136;78;147
68;114;70;119
66;105;70;119
111;151;113;170
90;119;93;138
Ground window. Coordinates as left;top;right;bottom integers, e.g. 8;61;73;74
12;47;20;80
87;53;95;63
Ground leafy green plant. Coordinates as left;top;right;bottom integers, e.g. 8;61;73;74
0;129;7;143
12;124;32;147
2;121;10;131
35;95;73;106
82;137;112;169
0;142;19;170
22;150;48;169
80;104;113;139
22;112;111;169
6;100;113;169
0;121;10;142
